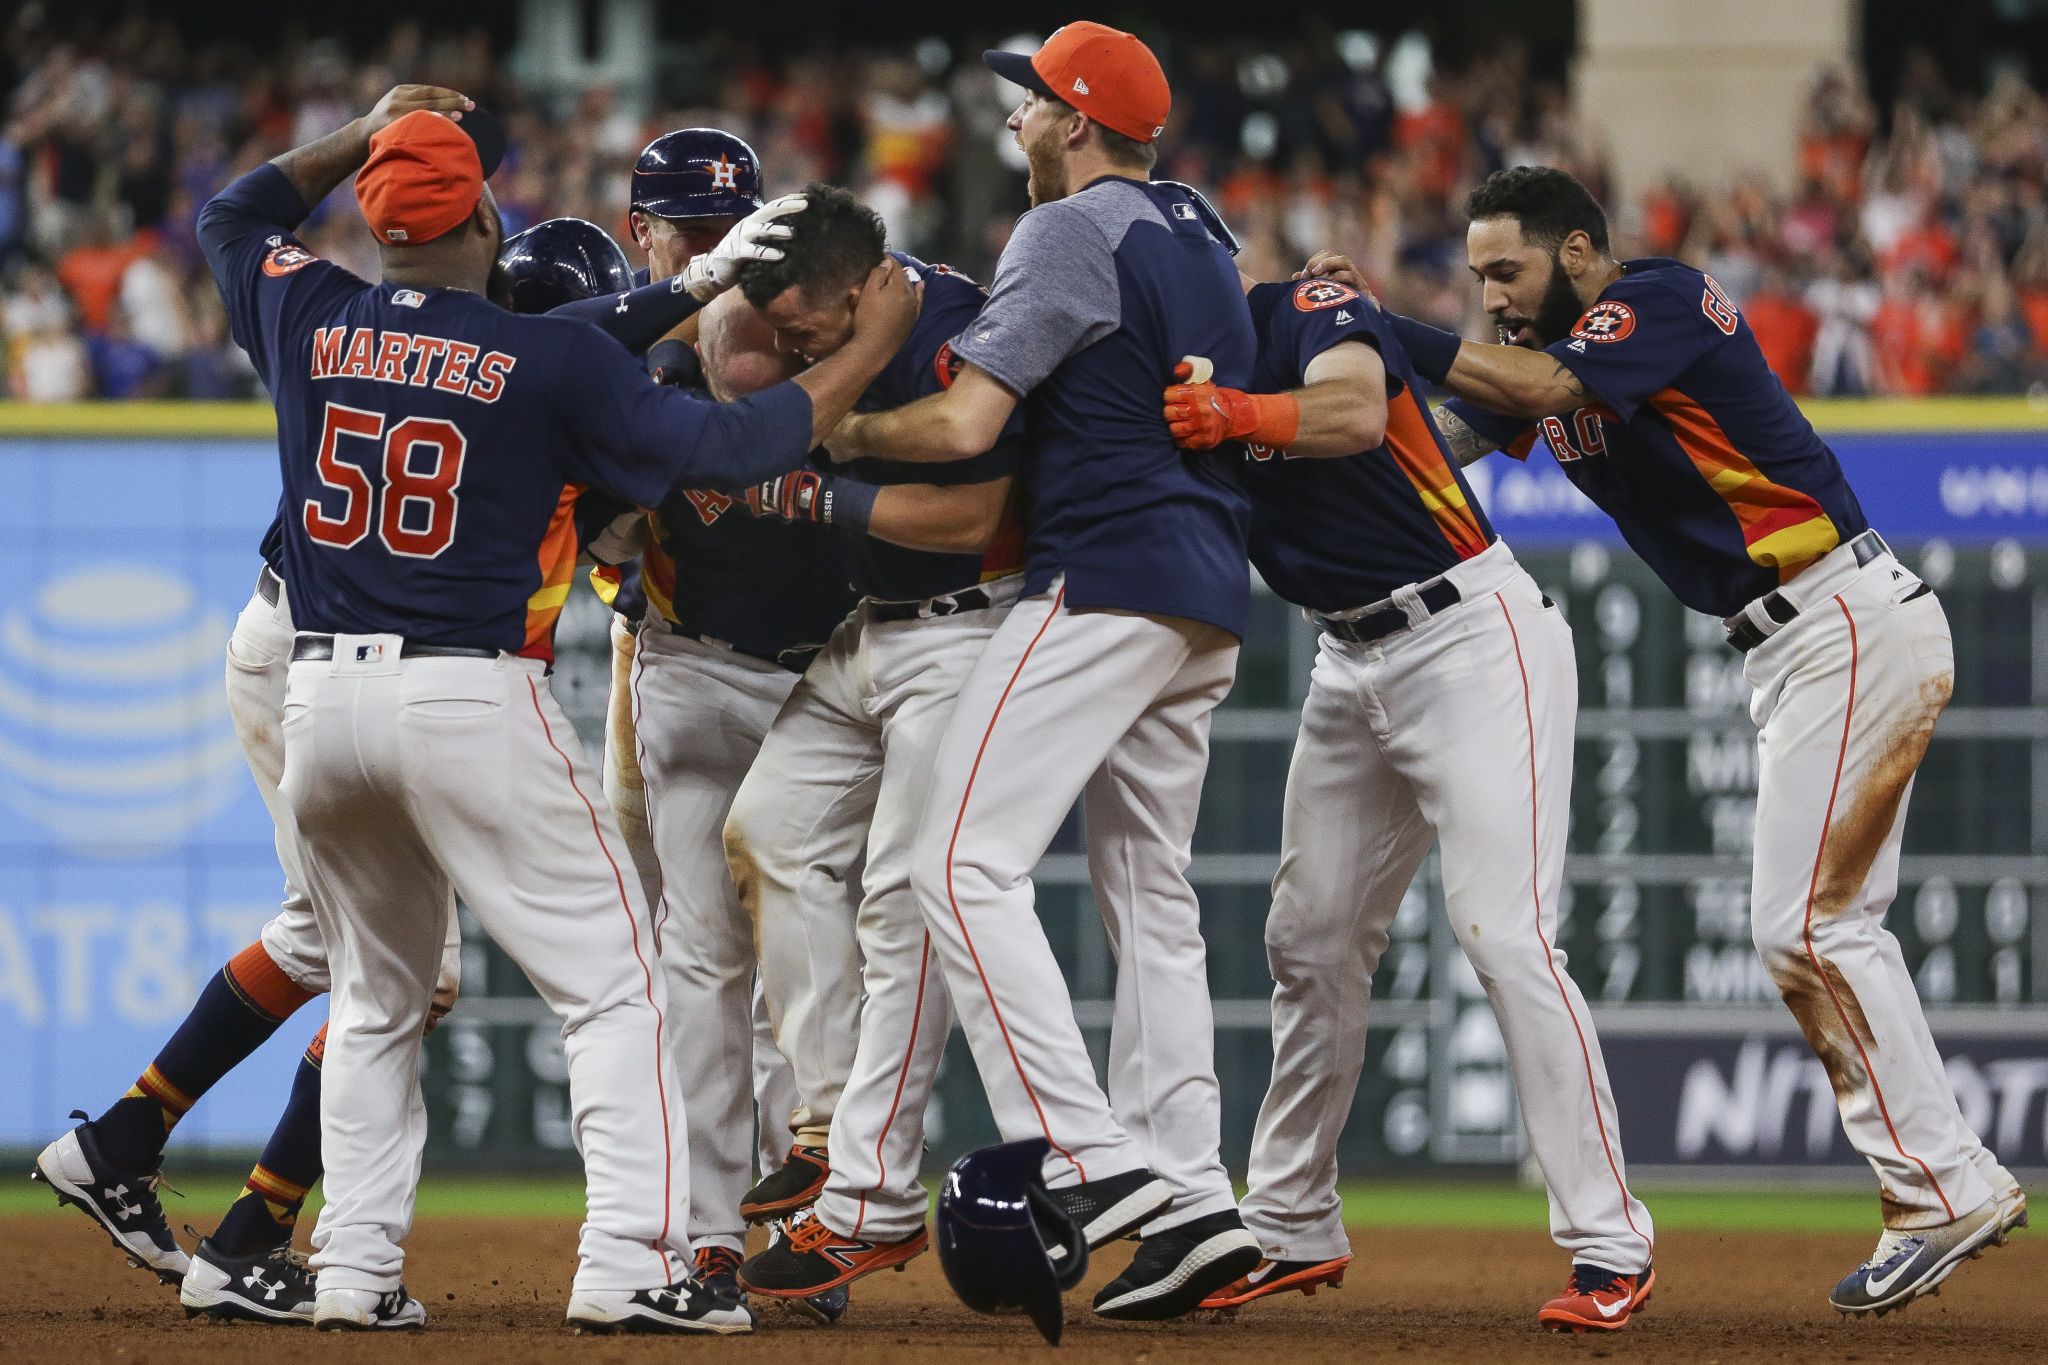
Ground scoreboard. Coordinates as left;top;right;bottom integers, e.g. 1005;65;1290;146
423;537;2048;1177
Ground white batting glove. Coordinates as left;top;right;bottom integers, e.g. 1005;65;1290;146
677;193;807;302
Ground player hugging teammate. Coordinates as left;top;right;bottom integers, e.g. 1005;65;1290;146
32;16;2026;1344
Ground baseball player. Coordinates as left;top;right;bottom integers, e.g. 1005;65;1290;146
707;189;1026;1301
194;86;914;1331
1375;164;2026;1317
825;23;1264;1318
1154;233;1655;1330
30;209;730;1328
612;129;865;1310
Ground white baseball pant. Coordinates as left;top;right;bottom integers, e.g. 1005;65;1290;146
226;573;458;995
909;584;1240;1229
1240;541;1653;1273
1742;537;2008;1229
728;585;1020;1244
286;643;685;1295
629;626;861;1253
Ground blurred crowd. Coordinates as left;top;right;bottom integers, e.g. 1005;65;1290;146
3;12;2046;402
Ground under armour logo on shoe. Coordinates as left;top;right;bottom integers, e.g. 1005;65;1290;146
243;1268;281;1301
104;1185;140;1220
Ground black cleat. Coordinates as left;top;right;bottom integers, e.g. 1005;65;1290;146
565;1277;754;1335
180;1236;316;1325
1043;1167;1173;1253
33;1111;187;1285
741;1144;830;1223
1091;1210;1261;1320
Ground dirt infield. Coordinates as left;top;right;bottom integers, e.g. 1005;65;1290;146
3;1215;2041;1364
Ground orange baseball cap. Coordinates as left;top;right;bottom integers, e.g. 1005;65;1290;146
354;107;505;246
984;22;1170;144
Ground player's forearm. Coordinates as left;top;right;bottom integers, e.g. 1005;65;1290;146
548;277;704;355
269;116;377;212
1433;405;1500;467
866;482;1007;554
832;395;984;463
1280;379;1388;458
1442;341;1587;420
789;332;909;449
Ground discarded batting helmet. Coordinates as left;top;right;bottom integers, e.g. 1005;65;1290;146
935;1137;1090;1345
494;217;634;315
631;128;764;221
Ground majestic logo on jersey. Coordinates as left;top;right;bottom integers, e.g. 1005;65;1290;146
0;565;242;853
1570;300;1636;344
706;155;741;190
1293;278;1360;312
1333;309;1354;324
934;340;965;390
261;243;318;277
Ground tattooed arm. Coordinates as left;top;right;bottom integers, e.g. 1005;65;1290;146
1432;403;1503;467
1437;339;1588;420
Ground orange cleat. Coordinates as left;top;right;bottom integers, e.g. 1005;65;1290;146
738;1209;928;1297
1538;1263;1654;1332
1197;1255;1351;1310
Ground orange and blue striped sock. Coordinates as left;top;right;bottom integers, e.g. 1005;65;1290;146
211;1025;325;1256
92;942;317;1171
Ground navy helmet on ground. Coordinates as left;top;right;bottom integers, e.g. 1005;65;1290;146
631;128;765;221
494;217;634;315
935;1137;1090;1345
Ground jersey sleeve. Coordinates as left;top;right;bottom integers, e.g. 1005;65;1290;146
196;165;367;389
1441;398;1539;460
1544;273;1720;422
546;275;702;355
1271;278;1384;389
947;202;1119;396
550;327;818;505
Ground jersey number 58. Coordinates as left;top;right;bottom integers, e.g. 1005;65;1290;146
304;401;467;559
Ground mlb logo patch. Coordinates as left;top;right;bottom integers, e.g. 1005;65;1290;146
353;642;385;664
1293;278;1360;311
1570;300;1636;343
1173;202;1197;221
392;289;425;308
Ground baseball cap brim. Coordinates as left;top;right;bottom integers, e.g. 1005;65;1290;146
983;49;1055;100
456;105;505;179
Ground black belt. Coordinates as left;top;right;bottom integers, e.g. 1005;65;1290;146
290;635;497;663
660;619;819;674
1314;578;1462;644
867;585;996;622
256;565;283;606
1724;530;1908;653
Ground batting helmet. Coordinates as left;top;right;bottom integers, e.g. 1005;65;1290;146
935;1138;1090;1345
631;128;765;220
494;217;635;315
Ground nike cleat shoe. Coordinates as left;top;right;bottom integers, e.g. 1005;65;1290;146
741;1145;830;1224
313;1285;427;1331
1830;1200;2001;1317
32;1112;188;1285
566;1277;754;1335
1198;1254;1351;1310
1043;1168;1173;1255
1993;1182;2029;1243
1538;1263;1655;1332
1092;1210;1263;1320
739;1209;927;1297
180;1237;316;1325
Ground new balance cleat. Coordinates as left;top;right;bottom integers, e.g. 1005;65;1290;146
32;1112;188;1285
1198;1254;1351;1310
739;1209;927;1297
566;1277;754;1335
1539;1263;1655;1332
1830;1200;2001;1317
180;1237;316;1325
741;1144;830;1223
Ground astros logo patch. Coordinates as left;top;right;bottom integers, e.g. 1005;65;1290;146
261;243;318;277
1293;278;1359;311
706;154;742;190
1571;300;1635;343
933;340;965;389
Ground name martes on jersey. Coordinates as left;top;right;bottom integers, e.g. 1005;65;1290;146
309;326;517;402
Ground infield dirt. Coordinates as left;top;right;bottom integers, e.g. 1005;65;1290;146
2;1215;2041;1363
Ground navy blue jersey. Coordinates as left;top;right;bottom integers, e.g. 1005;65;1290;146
1445;258;1867;617
843;252;1024;601
199;165;816;661
950;177;1254;638
1240;280;1494;611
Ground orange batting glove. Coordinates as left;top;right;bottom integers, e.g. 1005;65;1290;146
1163;359;1300;450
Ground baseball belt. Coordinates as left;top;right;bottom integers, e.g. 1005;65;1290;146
1313;577;1462;645
290;634;498;662
866;585;997;622
256;564;284;606
1723;530;1918;654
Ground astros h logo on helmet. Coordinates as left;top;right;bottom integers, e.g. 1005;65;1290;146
707;154;742;191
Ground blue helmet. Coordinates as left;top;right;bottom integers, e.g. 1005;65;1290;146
494;217;635;315
935;1138;1090;1345
631;128;764;221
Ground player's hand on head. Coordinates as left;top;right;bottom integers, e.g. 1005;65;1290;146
850;257;920;350
1297;250;1378;304
679;193;808;302
365;84;475;135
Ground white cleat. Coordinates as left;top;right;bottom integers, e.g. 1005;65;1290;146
313;1285;427;1330
1828;1199;2001;1317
